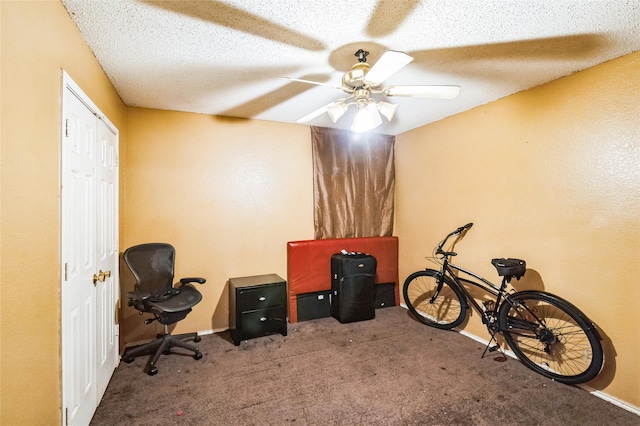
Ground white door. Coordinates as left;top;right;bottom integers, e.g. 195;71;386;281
61;72;119;426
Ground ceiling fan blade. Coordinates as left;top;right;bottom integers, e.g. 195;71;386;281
365;0;421;37
297;98;354;123
144;1;325;52
221;73;333;118
296;104;331;123
279;77;343;91
364;51;414;86
383;85;461;99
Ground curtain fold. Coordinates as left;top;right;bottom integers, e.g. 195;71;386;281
311;126;395;239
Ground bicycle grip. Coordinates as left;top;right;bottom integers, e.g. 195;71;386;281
456;223;473;233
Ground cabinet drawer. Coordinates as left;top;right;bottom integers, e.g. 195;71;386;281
229;274;288;345
237;284;286;311
239;306;287;340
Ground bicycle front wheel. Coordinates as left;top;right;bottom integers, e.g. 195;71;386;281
498;291;603;385
403;269;467;330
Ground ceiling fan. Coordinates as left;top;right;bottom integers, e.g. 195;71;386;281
281;49;461;133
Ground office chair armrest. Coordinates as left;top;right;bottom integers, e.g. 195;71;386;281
179;277;206;285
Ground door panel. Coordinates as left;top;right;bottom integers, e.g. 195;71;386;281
96;119;119;398
62;88;97;426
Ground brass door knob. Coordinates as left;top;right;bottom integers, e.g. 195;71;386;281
92;270;112;284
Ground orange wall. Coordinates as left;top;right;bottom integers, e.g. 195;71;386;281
396;51;640;407
1;1;127;424
121;109;314;340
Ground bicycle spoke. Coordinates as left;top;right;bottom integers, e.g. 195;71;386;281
405;224;602;385
403;270;467;330
499;292;603;384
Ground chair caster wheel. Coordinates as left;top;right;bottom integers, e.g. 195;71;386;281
147;366;158;376
122;355;134;363
193;352;203;360
194;335;201;343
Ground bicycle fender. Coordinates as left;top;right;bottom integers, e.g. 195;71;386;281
512;290;602;340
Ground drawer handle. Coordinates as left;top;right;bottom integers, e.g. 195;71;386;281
258;296;266;301
260;317;267;322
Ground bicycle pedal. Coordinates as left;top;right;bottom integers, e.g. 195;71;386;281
488;345;499;352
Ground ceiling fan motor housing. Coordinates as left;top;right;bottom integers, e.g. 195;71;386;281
342;62;371;91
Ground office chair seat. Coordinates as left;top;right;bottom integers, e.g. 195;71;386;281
122;243;206;375
146;285;202;314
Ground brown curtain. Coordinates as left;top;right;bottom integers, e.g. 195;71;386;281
311;126;395;239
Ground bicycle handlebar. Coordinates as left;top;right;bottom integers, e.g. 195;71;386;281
436;223;474;257
455;223;474;234
445;222;473;240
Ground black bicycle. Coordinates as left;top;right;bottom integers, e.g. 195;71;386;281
403;223;603;385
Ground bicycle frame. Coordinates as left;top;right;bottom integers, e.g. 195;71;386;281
437;255;511;327
404;222;605;384
432;250;549;361
428;223;519;328
428;223;559;347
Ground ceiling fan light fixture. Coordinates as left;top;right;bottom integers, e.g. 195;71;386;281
326;101;349;123
377;101;398;121
351;102;382;133
289;49;461;131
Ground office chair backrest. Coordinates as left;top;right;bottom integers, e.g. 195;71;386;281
124;243;175;297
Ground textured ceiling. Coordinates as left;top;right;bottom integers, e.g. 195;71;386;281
61;0;640;135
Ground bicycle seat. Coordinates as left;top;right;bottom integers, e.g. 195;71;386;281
491;258;526;281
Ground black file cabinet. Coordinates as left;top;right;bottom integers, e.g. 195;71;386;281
229;274;287;346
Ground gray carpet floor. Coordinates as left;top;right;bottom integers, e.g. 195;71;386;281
91;306;639;425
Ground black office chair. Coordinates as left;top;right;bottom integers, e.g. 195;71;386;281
121;243;206;375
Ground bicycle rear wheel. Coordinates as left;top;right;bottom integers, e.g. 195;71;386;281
403;269;467;330
498;291;603;385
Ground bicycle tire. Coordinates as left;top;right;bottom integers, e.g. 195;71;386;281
498;291;603;385
403;269;468;330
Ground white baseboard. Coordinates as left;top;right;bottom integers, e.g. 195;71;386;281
122;328;224;349
580;385;640;416
196;328;226;336
400;304;639;416
457;330;640;416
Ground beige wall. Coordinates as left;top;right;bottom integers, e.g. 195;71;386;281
121;109;314;340
1;1;127;424
396;51;640;407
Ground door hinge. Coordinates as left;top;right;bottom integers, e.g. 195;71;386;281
65;119;71;138
114;154;119;167
64;263;68;281
65;407;69;426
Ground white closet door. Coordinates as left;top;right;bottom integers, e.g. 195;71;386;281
61;72;119;426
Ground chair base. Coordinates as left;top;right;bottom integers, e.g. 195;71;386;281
122;331;202;375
